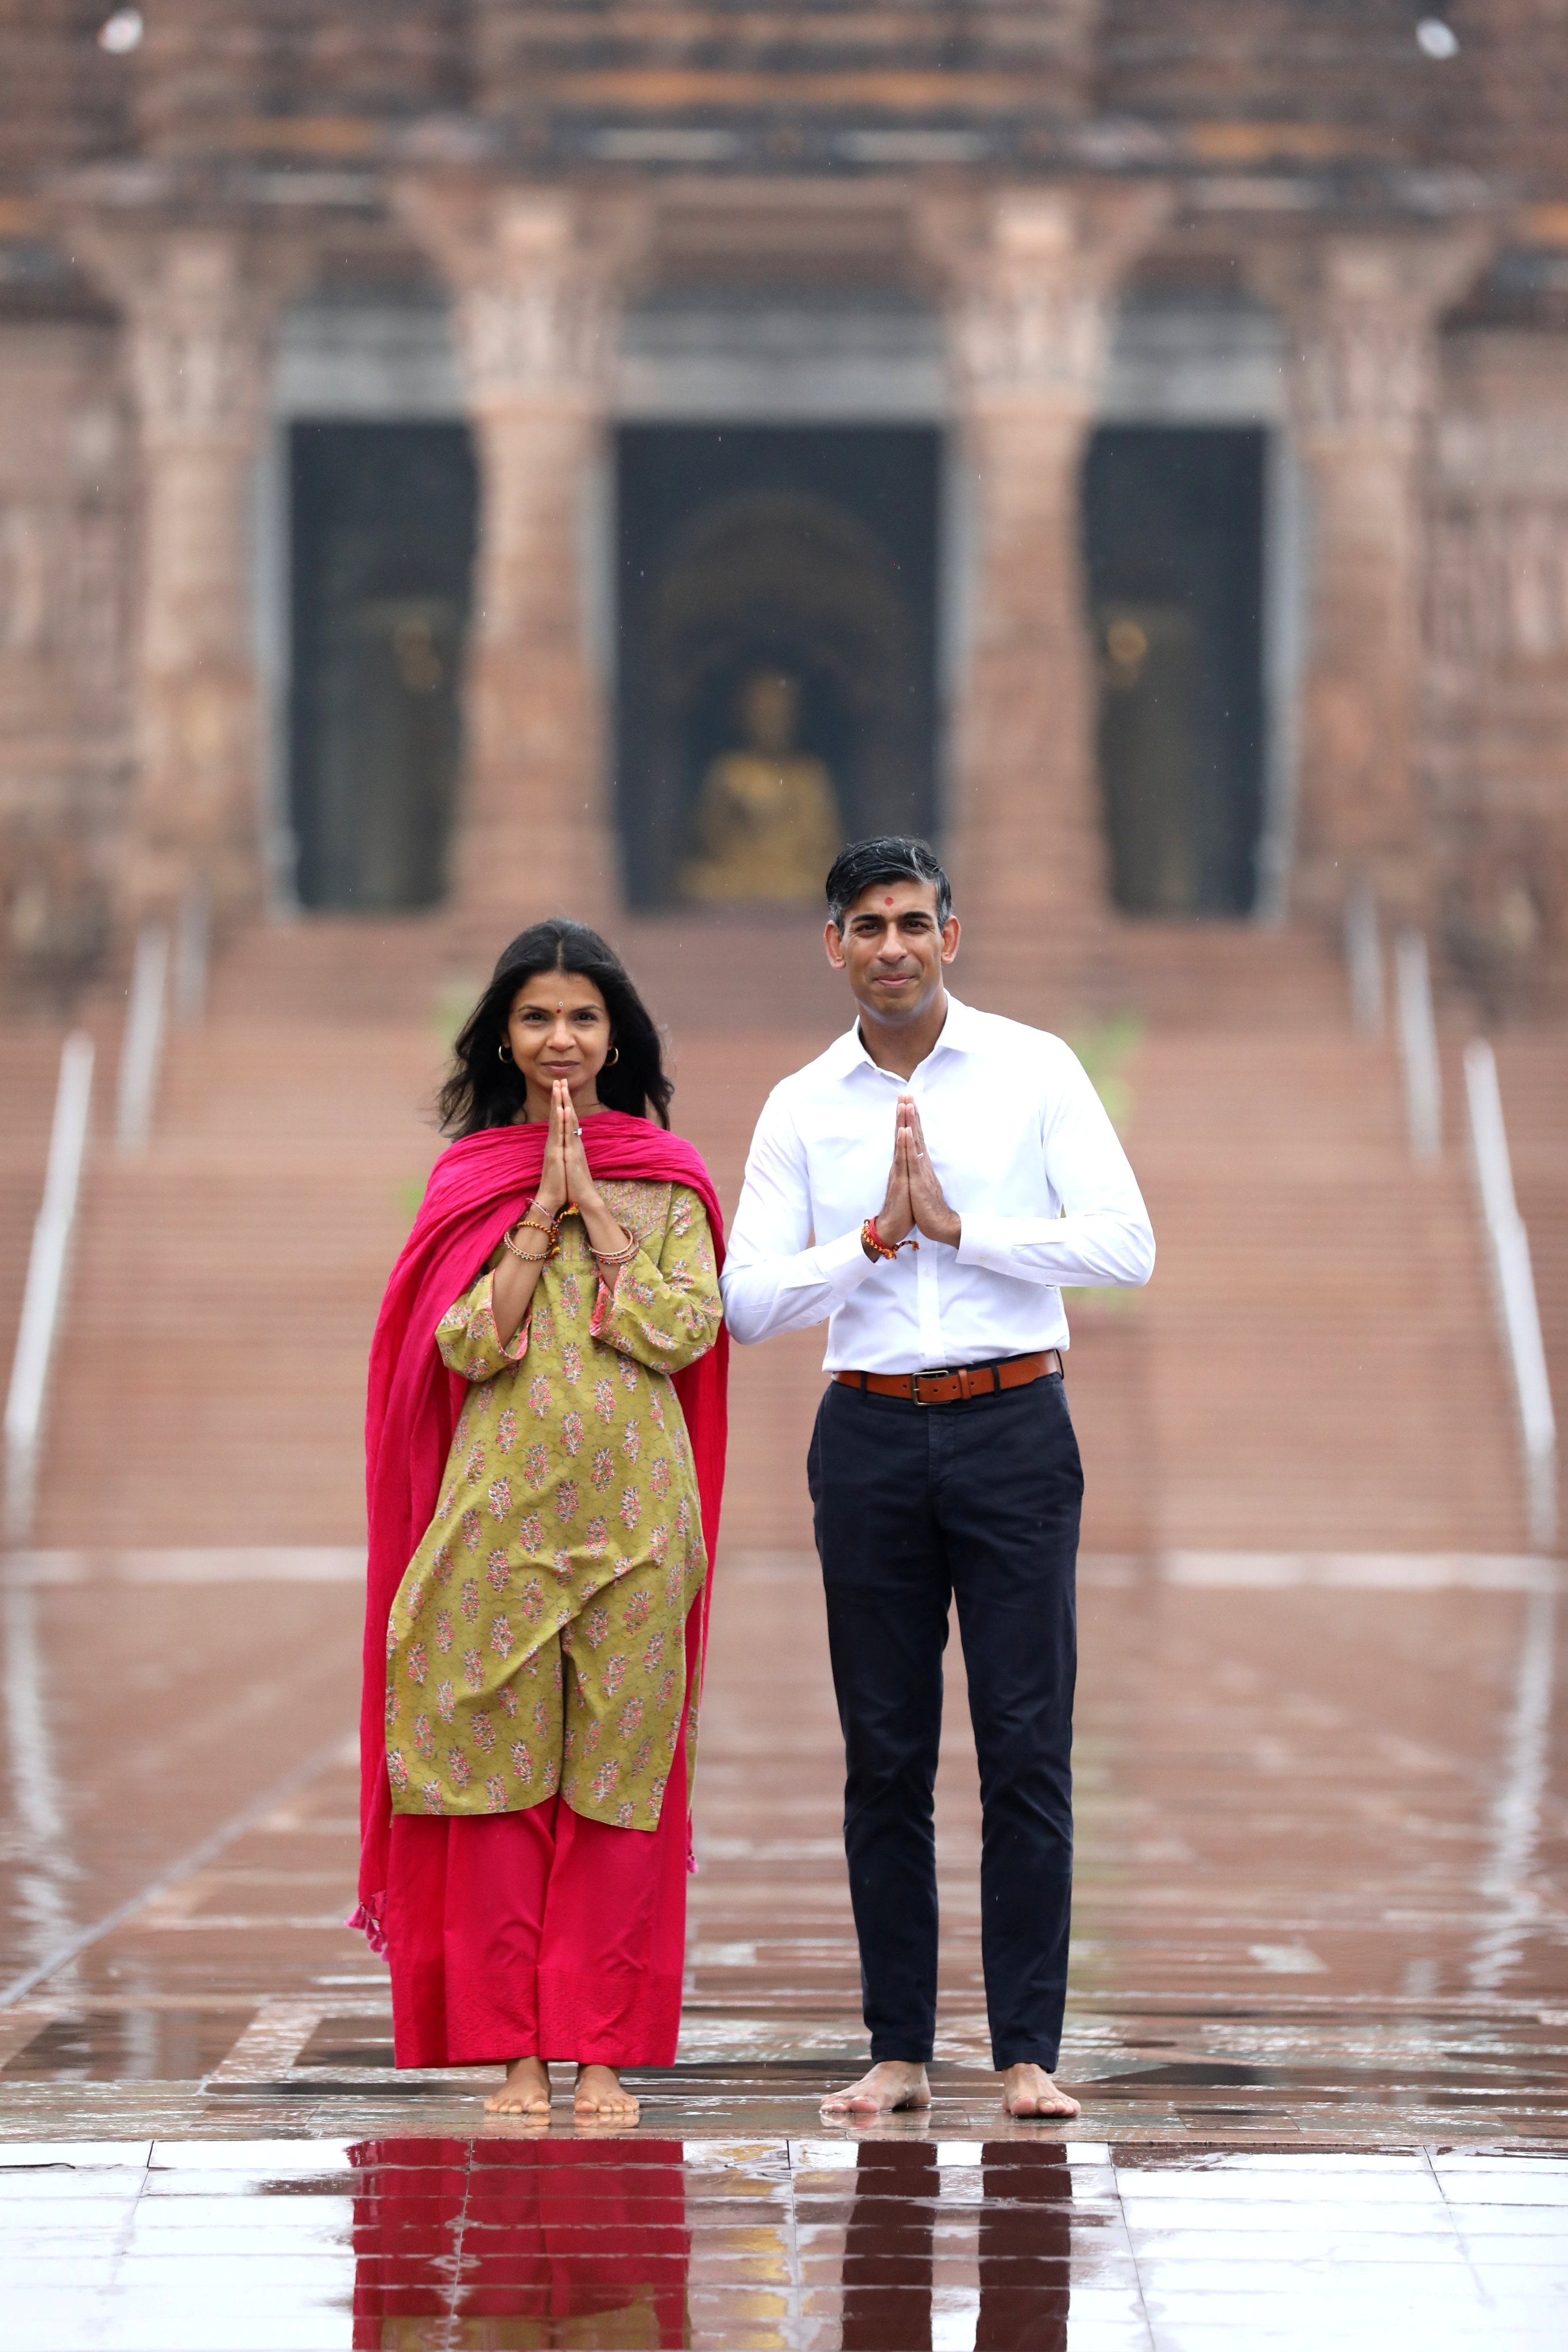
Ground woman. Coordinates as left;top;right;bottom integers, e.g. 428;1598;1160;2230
353;919;727;2123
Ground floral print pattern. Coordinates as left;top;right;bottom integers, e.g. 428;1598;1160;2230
384;1178;718;1832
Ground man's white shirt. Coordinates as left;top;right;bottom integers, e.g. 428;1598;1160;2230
721;993;1155;1374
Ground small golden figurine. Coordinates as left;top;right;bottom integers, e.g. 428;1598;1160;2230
680;671;843;905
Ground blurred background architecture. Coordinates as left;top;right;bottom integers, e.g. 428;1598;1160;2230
0;0;1563;1557
0;1;1566;976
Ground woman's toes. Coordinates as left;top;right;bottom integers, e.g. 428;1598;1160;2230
572;2067;638;2123
486;2059;551;2115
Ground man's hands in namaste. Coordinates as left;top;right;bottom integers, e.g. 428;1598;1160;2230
867;1092;961;1257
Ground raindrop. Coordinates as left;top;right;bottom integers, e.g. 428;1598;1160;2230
98;8;143;53
1416;17;1459;58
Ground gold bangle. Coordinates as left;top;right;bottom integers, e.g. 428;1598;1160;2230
503;1226;552;1263
590;1232;637;1267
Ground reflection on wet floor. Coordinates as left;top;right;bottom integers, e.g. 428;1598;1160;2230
2;1548;1567;2338
353;2137;692;2347
834;2140;1073;2352
3;2135;1567;2350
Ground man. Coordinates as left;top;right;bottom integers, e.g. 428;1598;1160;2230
721;837;1155;2118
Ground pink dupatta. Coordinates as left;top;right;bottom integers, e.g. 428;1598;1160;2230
354;1114;728;1946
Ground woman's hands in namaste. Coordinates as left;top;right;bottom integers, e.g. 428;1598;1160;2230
531;1079;632;1261
532;1079;576;1220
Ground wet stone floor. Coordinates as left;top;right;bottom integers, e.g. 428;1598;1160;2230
1;1545;1566;2345
3;2134;1567;2351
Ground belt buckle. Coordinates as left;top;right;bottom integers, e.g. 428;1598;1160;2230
911;1371;944;1407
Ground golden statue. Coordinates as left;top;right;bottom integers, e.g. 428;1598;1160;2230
680;671;842;904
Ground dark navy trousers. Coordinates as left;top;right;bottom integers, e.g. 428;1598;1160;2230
807;1371;1082;2072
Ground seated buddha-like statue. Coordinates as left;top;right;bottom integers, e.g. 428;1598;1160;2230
680;671;842;905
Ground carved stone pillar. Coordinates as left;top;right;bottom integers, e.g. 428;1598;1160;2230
396;181;647;927
919;184;1168;991
1248;231;1491;924
0;320;134;985
65;219;309;928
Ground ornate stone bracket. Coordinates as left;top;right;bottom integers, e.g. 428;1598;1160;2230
918;182;1172;419
394;179;650;415
1249;230;1495;453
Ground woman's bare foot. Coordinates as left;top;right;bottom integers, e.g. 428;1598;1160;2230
574;2064;640;2124
1001;2063;1079;2118
485;2055;552;2115
820;2060;932;2117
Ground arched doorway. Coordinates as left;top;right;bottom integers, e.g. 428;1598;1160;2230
289;421;476;912
1083;425;1266;918
616;427;940;910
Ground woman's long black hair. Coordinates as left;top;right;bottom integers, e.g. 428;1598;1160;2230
436;918;673;1137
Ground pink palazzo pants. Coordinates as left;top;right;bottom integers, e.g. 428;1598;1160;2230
385;1739;690;2069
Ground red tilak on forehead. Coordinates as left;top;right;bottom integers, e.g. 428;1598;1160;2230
884;895;894;906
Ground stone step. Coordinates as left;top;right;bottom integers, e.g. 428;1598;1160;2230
15;912;1554;1563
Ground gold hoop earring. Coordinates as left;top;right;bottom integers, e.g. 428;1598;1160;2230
498;1043;513;1064
605;1046;620;1066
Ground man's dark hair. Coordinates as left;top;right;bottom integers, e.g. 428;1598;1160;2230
826;836;952;930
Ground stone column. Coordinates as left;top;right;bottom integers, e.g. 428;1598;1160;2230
918;184;1168;991
65;218;309;929
396;180;647;927
0;320;134;986
1248;230;1492;924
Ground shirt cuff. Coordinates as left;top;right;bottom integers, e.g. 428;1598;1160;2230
790;1224;880;1300
954;1206;1021;1276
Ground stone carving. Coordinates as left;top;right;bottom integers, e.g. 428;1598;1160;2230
919;184;1171;413
58;214;315;925
1430;500;1568;663
1245;229;1495;920
394;179;652;920
0;321;134;975
914;183;1169;984
1250;231;1493;447
68;222;310;444
395;181;648;413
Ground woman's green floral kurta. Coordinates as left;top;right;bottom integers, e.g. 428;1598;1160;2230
384;1178;720;1831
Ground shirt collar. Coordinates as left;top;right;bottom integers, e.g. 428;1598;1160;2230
833;992;979;1081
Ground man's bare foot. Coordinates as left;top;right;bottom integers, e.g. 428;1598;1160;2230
1001;2062;1079;2119
821;2060;932;2117
485;2055;552;2115
574;2064;639;2124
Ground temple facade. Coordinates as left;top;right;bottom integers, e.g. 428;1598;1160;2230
3;2;1568;1000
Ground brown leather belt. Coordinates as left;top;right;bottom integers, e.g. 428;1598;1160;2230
835;1350;1062;1407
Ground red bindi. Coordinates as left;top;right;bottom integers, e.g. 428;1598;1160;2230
884;895;894;906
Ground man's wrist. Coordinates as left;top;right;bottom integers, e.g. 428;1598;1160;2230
862;1211;912;1262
